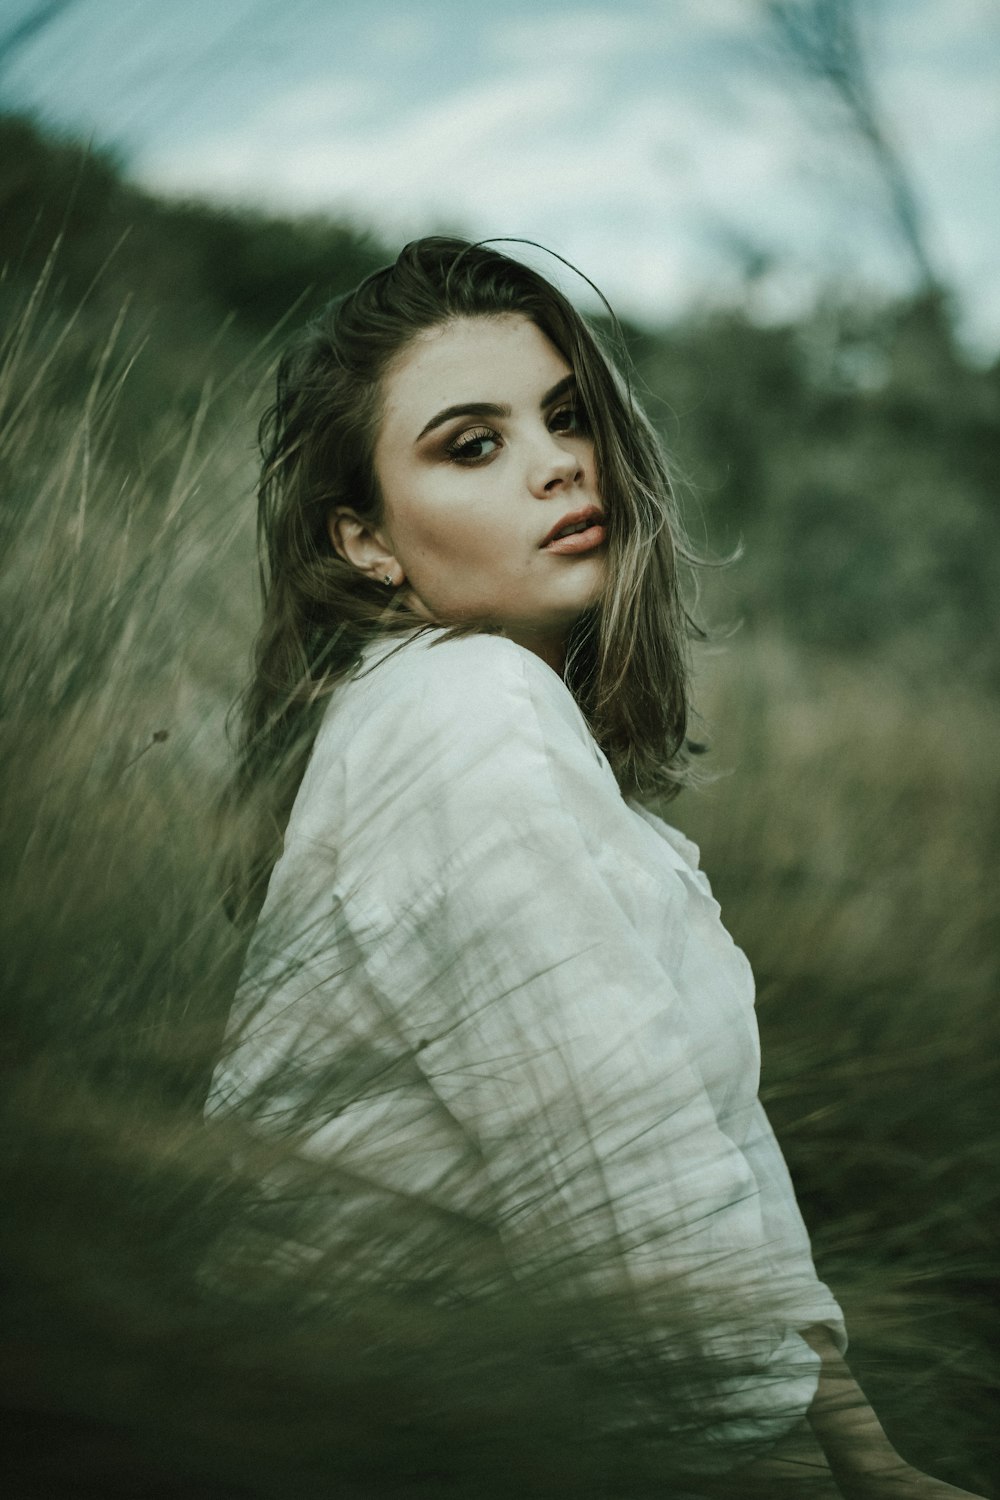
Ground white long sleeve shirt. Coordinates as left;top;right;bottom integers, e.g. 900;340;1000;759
208;627;846;1464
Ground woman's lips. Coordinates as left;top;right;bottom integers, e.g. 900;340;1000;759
541;523;607;555
540;506;607;553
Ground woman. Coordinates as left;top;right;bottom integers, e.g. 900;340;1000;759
209;238;983;1497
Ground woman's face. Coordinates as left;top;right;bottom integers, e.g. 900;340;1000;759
362;314;607;668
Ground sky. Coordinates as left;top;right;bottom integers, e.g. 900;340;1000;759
3;0;999;355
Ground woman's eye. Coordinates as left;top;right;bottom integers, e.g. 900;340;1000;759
550;404;589;436
446;426;501;463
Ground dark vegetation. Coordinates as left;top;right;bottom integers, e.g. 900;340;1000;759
1;113;997;1496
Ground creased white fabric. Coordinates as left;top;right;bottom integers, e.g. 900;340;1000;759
209;627;846;1463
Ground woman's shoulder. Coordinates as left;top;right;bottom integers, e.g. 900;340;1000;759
627;798;703;871
282;632;549;858
357;627;559;694
340;627;593;750
306;627;612;827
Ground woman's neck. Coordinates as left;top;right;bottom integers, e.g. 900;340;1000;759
502;627;567;678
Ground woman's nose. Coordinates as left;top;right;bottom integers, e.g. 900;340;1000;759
527;434;583;498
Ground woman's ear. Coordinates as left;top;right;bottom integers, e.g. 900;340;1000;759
327;508;404;587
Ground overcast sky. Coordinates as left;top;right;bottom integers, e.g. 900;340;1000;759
3;0;999;354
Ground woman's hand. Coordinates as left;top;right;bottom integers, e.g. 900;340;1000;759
850;1466;986;1499
801;1328;988;1500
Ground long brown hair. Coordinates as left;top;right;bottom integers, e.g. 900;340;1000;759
227;237;704;919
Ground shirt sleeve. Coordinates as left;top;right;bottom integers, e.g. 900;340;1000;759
217;632;837;1466
624;799;848;1356
740;1100;847;1348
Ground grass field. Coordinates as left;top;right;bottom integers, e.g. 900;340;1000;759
1;273;996;1497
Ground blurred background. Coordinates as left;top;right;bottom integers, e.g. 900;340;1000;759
1;1;998;1496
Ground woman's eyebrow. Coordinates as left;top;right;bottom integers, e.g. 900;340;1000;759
416;401;508;442
414;374;577;443
541;374;576;407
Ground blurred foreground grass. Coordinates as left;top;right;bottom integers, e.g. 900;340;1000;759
1;196;998;1495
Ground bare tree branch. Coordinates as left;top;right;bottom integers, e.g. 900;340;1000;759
766;0;940;293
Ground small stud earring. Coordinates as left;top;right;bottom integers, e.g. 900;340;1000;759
383;573;393;587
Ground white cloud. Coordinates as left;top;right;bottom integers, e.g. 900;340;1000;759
253;77;385;133
882;0;1000;54
493;8;652;63
144;67;586;213
363;10;437;60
